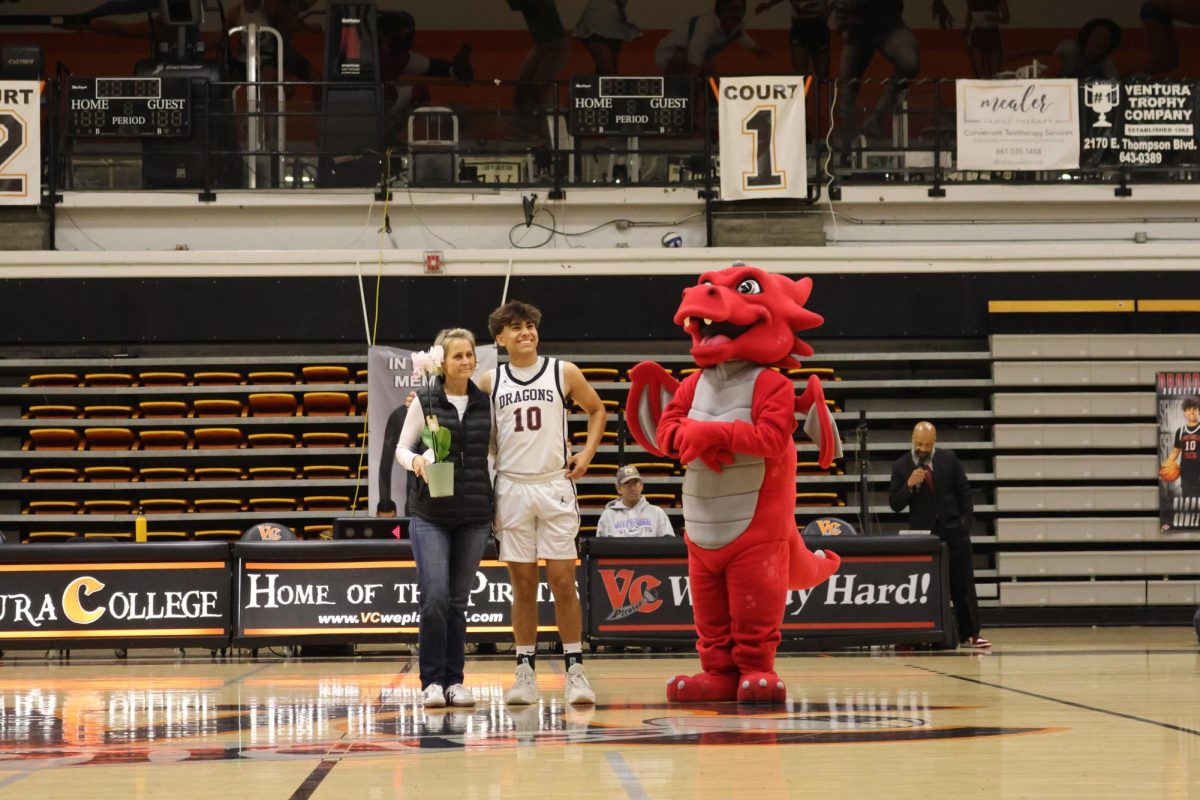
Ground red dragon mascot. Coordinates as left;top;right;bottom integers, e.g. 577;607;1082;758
626;264;842;703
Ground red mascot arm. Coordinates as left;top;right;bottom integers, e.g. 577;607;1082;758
626;361;683;458
796;374;839;469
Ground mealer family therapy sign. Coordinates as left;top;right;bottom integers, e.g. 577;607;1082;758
956;79;1081;171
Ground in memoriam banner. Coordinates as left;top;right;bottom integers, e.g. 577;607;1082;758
1157;371;1200;533
367;344;496;517
0;81;41;205
1081;81;1199;168
955;79;1080;171
718;75;808;201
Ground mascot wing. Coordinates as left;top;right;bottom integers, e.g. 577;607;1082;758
795;374;843;468
626;361;681;458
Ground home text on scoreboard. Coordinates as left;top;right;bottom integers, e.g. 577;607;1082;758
68;77;191;138
568;76;693;136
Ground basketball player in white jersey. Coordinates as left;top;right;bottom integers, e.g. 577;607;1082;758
477;301;608;705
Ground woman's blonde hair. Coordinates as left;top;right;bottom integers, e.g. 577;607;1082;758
432;328;476;376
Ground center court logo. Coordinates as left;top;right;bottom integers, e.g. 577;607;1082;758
599;569;663;620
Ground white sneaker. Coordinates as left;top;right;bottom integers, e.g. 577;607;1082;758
565;663;595;705
505;663;540;705
445;683;475;707
422;684;446;708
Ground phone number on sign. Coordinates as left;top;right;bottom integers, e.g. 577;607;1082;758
1119;150;1164;164
993;147;1042;156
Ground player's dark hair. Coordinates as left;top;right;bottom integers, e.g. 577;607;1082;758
488;301;542;338
1183;396;1200;412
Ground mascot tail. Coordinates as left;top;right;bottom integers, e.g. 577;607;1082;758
788;534;840;590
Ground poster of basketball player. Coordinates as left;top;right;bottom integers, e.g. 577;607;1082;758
367;344;496;518
1157;371;1200;532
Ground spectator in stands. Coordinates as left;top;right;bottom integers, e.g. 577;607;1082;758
394;328;493;709
1055;17;1121;80
379;11;473;132
572;0;641;75
508;0;571;137
888;421;989;649
832;0;923;145
928;1;1010;79
1134;0;1200;75
597;465;675;538
655;0;769;77
754;0;832;83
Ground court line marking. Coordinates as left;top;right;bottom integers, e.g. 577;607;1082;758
605;751;651;800
912;664;1200;737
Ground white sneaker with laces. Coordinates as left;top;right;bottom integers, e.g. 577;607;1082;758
565;663;595;705
505;663;540;705
422;684;446;708
445;683;475;707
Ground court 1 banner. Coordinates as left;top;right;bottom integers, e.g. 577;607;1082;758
1081;81;1199;168
718;76;807;201
0;81;41;205
1157;371;1200;533
955;79;1080;171
367;344;495;517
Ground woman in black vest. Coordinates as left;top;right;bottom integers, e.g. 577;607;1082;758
397;328;493;708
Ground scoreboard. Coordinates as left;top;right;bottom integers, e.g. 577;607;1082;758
568;76;692;136
68;77;191;138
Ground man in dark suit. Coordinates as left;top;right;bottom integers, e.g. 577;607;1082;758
889;421;989;648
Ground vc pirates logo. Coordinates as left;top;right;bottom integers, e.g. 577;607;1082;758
599;569;663;620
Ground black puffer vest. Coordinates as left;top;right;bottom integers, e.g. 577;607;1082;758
406;377;493;524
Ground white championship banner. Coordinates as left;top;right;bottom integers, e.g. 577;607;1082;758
0;81;41;205
718;75;807;201
956;79;1080;171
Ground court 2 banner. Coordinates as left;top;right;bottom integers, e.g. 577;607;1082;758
0;81;40;205
718;75;807;201
1157;371;1200;533
367;344;495;517
955;79;1080;171
1081;81;1198;168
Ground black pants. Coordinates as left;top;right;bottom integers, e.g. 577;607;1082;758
937;527;981;642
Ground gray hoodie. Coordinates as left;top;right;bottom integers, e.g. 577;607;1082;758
596;497;675;538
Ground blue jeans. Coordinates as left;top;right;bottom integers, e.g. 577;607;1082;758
408;517;491;689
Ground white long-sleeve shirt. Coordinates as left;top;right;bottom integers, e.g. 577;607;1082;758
394;393;469;472
596;497;675;538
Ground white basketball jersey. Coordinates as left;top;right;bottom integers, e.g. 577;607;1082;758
492;357;570;477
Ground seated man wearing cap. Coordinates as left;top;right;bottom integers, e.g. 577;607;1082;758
597;466;675;538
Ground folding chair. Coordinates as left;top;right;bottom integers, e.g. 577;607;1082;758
25;405;79;419
138;400;190;418
302;365;351;383
248;432;297;448
28;428;81;450
303;464;351;480
26;500;80;515
303;495;351;511
303;391;352;416
82;499;135;515
247;370;296;384
84;427;136;450
248;466;298;480
139;467;191;482
26;467;81;482
193;467;245;482
83;405;134;419
84;372;134;387
138;371;188;386
193;399;245;418
26;373;80;387
247;497;298;512
193;371;243;385
139;498;190;514
138;429;190;450
248;392;298;416
194;427;246;449
83;466;136;482
193;499;244;514
301;431;351;448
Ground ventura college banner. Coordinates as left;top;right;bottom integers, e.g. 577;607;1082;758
718;76;807;201
0;81;41;205
1157;371;1200;533
367;344;496;517
956;79;1080;171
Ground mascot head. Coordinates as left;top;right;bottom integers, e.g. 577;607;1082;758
674;264;823;369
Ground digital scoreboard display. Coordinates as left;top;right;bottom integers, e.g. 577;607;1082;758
68;77;191;137
568;76;692;136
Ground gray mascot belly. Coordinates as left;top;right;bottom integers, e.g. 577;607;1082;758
682;361;766;549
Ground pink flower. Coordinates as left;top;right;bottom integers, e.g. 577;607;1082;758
411;345;445;379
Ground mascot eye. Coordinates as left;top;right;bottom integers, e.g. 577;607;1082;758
735;279;762;295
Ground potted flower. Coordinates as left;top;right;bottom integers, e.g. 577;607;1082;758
411;345;455;498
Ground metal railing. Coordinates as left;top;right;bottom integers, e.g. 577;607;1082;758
40;76;1200;201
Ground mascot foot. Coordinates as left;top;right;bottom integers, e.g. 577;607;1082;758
737;672;787;704
666;671;739;702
